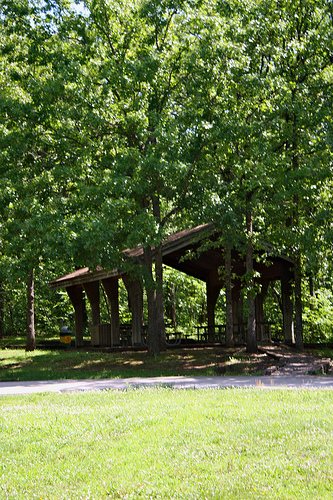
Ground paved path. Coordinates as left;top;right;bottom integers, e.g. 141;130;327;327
1;375;333;395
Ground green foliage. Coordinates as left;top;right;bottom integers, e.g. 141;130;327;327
163;267;228;332
0;280;26;335
303;288;333;343
0;273;73;338
35;282;73;337
262;284;284;340
163;267;207;331
0;0;333;344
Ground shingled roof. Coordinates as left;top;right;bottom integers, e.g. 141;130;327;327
49;223;215;290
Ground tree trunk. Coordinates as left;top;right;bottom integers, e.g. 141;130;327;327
206;281;220;343
290;138;303;350
281;266;294;344
155;243;166;351
225;247;234;347
146;195;166;354
246;209;257;353
294;252;304;350
0;281;4;339
144;244;166;355
309;276;315;311
26;269;36;351
170;283;177;329
144;246;157;354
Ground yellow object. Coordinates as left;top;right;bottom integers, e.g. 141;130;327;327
60;335;71;345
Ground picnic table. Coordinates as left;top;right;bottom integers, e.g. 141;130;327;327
166;332;182;345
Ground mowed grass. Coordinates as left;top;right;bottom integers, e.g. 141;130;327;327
0;347;221;381
1;388;333;499
1;344;333;381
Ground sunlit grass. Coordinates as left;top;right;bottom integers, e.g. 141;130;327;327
1;339;332;382
0;347;219;381
1;388;332;499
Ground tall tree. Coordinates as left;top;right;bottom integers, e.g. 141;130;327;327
186;0;274;352
189;0;333;352
34;0;205;354
262;0;333;349
0;0;78;348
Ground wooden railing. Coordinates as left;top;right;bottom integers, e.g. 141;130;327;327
195;325;225;343
113;321;276;347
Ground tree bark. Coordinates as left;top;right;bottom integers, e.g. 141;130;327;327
290;132;303;350
294;252;304;350
309;276;315;311
0;281;4;339
246;209;257;353
155;243;166;351
26;269;36;351
169;283;177;329
144;195;166;354
225;247;234;347
281;266;294;344
144;244;166;355
206;282;221;343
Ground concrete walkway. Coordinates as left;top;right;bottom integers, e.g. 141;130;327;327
1;375;333;395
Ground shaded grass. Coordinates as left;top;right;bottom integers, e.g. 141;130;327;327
0;347;220;381
313;345;333;359
1;343;332;381
1;388;333;499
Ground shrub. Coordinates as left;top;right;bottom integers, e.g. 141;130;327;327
303;288;333;343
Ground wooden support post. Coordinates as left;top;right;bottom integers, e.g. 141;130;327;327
66;285;84;348
255;280;269;341
225;247;234;347
83;281;100;326
83;281;101;346
281;266;294;344
122;275;143;346
231;283;241;342
131;292;144;346
206;279;221;343
102;278;120;346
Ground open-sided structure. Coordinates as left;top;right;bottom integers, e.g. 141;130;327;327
50;224;295;347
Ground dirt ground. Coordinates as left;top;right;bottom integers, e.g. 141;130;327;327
216;343;332;376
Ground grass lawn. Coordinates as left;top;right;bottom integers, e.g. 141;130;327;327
1;388;332;499
1;343;332;382
0;346;221;381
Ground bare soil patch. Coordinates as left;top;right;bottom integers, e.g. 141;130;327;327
216;343;332;376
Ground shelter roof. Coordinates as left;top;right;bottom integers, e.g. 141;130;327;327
49;223;292;290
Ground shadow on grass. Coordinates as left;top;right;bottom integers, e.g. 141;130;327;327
0;347;221;381
1;343;332;382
